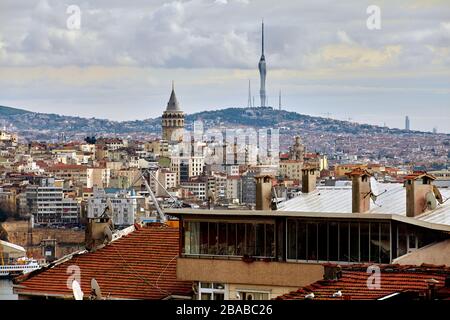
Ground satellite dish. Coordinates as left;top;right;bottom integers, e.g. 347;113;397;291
106;198;112;212
90;278;103;300
72;280;84;300
103;225;113;242
305;292;315;300
433;185;444;204
369;177;380;196
370;193;378;203
426;191;438;210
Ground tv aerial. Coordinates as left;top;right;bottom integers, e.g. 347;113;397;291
72;279;84;300
369;177;387;207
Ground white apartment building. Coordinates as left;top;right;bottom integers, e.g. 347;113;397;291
86;187;137;227
26;178;79;225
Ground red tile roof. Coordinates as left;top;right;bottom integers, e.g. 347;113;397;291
276;264;450;301
403;172;436;181
14;224;192;300
346;168;373;177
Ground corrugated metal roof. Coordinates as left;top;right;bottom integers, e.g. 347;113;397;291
278;183;450;226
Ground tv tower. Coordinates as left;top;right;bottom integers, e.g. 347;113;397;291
258;20;267;107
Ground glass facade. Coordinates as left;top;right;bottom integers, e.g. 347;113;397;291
183;220;276;258
286;219;391;264
180;216;446;265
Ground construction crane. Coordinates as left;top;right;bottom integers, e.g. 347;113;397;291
130;167;181;223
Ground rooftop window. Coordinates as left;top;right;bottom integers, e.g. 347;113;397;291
183;220;275;259
286;219;391;264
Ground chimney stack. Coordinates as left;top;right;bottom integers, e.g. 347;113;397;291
301;166;317;193
323;264;342;281
255;175;274;210
404;172;436;217
85;203;113;251
348;168;372;213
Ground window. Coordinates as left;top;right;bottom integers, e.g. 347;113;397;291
237;290;270;300
380;223;391;263
339;222;350;261
318;222;328;261
297;221;307;260
183;221;275;258
370;223;381;263
349;223;359;262
329;222;339;261
288;220;296;259
360;223;370;262
307;222;317;261
198;282;226;300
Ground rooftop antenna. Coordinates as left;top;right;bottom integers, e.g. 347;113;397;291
279;89;282;111
247;80;252;108
369;177;387;206
72;280;84;300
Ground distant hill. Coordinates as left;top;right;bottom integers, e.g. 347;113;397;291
0;105;445;141
0;105;31;116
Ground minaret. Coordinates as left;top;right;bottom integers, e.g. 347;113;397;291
258;20;267;107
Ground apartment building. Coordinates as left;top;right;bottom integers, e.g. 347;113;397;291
180;178;207;201
26;177;79;225
170;156;204;184
47;164;88;188
279;160;303;180
87;167;111;188
86;187;138;227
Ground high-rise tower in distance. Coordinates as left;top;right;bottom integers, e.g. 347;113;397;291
258;20;267;107
405;116;410;131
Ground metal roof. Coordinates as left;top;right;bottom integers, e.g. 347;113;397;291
278;183;450;226
0;240;26;254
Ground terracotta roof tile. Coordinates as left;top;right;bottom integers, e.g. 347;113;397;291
14;225;192;300
276;264;450;301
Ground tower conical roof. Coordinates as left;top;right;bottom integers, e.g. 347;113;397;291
166;82;181;112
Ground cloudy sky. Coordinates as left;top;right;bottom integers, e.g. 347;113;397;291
0;0;449;132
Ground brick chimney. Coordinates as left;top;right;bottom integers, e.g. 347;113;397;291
404;172;436;217
348;168;372;213
85;203;114;251
301;166;318;193
255;175;274;210
323;264;342;281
